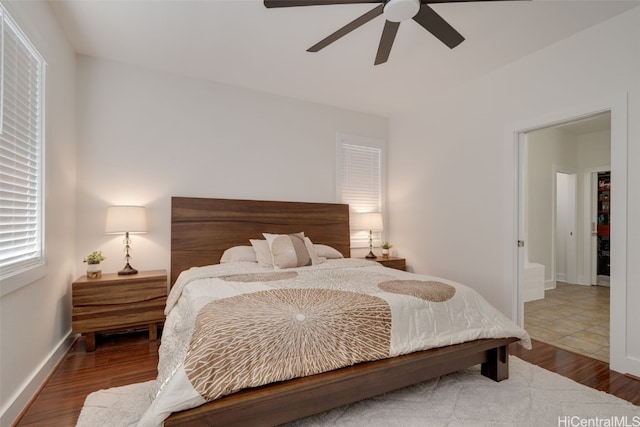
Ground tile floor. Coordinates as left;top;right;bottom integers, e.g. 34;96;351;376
524;282;610;363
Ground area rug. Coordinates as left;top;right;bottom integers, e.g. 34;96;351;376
77;356;639;427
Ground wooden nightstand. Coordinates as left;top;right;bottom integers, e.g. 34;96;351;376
362;256;406;271
72;269;167;351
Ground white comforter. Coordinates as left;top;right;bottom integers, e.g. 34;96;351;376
138;259;530;426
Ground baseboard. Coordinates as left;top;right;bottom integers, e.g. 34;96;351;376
544;279;556;290
0;331;75;426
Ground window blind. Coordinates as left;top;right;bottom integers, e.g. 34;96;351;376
0;5;45;278
340;143;382;213
337;136;384;248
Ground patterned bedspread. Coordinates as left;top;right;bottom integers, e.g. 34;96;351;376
137;259;530;426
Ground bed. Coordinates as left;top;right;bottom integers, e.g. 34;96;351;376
140;197;530;427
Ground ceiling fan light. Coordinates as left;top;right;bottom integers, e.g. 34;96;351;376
383;0;420;23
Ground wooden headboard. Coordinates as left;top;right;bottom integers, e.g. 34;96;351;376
170;197;351;285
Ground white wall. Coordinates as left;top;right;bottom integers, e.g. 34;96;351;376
579;129;612;168
0;1;77;425
387;8;639;371
75;56;388;278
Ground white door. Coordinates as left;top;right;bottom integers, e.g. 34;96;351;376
555;172;577;284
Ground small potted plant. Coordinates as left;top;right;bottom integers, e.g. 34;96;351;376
83;251;106;279
380;242;392;258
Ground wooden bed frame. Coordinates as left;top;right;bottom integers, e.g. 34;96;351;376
166;196;518;426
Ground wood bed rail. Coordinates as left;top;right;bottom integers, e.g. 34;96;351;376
166;338;518;426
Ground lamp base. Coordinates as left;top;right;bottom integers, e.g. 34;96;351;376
365;251;377;259
118;262;138;275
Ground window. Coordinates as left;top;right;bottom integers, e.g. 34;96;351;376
336;134;385;248
0;4;46;294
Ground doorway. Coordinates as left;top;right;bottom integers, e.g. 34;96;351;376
511;95;633;375
521;112;611;363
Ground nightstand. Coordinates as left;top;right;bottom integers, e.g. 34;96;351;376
363;256;406;271
72;269;167;351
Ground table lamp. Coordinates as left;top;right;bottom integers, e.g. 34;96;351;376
354;212;383;259
105;205;147;275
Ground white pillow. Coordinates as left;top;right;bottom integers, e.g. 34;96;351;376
220;246;257;263
250;239;273;267
313;244;344;259
304;237;326;265
263;232;312;269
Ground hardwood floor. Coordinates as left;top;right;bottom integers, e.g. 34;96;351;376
15;334;640;426
511;339;640;405
16;332;160;427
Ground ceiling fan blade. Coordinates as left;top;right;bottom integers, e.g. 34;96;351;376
265;0;381;8
420;0;529;3
412;4;464;49
308;4;383;52
374;20;400;66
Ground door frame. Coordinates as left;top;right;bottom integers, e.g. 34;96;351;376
506;93;630;373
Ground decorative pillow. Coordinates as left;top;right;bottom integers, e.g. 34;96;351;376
304;237;326;265
220;246;257;263
263;232;312;269
250;239;273;267
314;244;344;259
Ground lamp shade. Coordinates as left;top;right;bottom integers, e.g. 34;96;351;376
105;206;147;234
353;212;383;231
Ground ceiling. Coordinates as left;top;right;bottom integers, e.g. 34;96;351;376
49;0;640;117
552;112;611;135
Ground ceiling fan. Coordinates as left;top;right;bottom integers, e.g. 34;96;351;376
264;0;520;65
